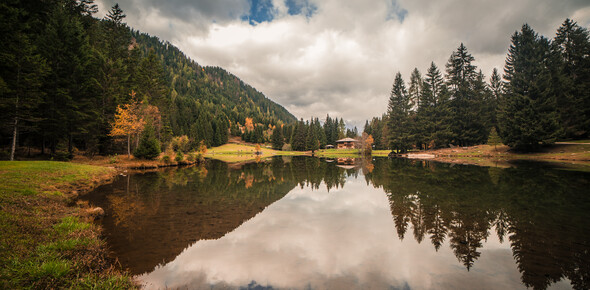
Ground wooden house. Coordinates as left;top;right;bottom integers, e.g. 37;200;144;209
335;138;359;149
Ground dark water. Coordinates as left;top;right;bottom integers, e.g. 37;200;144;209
82;157;590;290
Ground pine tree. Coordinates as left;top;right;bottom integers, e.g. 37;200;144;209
408;68;423;111
0;3;49;160
445;43;486;146
488;68;503;129
553;19;590;138
314;117;326;148
387;72;412;153
418;62;453;148
271;125;284;150
291;119;307;151
306;119;319;152
134;120;161;160
487;127;501;150
338;118;346;139
38;4;94;154
499;24;562;150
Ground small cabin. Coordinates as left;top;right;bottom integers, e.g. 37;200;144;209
335;138;359;149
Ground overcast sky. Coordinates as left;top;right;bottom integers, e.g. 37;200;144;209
95;0;590;129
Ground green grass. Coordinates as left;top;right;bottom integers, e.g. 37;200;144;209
206;143;307;163
0;161;112;198
372;150;391;157
0;161;135;289
557;139;590;144
53;216;91;235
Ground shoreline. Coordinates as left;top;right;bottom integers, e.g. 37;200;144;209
0;161;137;289
1;142;588;287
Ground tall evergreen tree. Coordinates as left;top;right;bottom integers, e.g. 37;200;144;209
489;67;503;129
306;119;319;152
408;68;423;111
271;125;284;150
0;2;49;160
553;18;590;138
338;118;346;139
38;4;94;153
499;24;562;149
314;117;326;148
387;72;412;153
445;43;486;146
291;118;307;151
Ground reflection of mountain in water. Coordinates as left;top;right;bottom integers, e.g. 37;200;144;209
366;158;590;290
83;157;368;275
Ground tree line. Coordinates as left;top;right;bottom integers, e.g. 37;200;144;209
372;19;590;152
0;0;296;160
267;115;364;152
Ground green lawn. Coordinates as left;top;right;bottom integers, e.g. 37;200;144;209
0;161;112;197
0;161;135;289
206;143;307;163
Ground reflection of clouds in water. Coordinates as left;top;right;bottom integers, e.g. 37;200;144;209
139;178;522;289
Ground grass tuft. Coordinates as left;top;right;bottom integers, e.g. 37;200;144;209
53;217;90;235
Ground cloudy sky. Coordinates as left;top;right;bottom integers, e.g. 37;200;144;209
95;0;590;128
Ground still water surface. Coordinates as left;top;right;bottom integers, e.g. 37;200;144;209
83;157;590;289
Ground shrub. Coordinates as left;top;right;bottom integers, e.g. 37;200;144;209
170;135;190;152
175;151;184;162
51;151;73;161
281;143;292;151
187;152;196;162
134;122;161;160
162;155;171;164
198;141;207;155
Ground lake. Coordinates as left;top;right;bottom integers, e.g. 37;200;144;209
82;157;590;289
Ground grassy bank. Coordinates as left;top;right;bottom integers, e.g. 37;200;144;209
421;143;590;166
72;152;200;169
0;161;135;288
314;149;362;158
206;143;308;163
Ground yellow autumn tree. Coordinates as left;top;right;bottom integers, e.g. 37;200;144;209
110;91;144;157
244;117;254;131
360;132;374;155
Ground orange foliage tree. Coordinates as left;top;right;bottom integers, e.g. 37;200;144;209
110;91;144;157
360;132;374;155
244;117;254;131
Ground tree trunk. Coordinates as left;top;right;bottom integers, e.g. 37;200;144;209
127;134;131;158
68;133;73;154
11;63;21;161
10;116;18;161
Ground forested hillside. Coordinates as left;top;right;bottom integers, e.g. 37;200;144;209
0;0;296;160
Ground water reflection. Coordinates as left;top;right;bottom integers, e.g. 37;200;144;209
85;157;590;289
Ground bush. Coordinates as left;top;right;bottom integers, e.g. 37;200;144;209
281;143;292;151
175;151;184;162
187;152;196;162
51;151;73;161
170;135;190;152
162;155;171;164
134;122;161;160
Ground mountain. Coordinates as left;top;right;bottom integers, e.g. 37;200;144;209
0;0;296;158
131;30;296;141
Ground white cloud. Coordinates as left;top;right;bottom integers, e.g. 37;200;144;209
95;0;590;128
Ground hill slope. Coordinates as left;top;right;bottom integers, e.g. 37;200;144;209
131;31;296;140
0;1;296;157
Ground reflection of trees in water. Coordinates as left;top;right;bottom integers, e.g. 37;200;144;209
105;158;367;240
367;158;590;289
96;156;589;287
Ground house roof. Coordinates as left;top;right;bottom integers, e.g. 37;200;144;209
335;138;359;143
